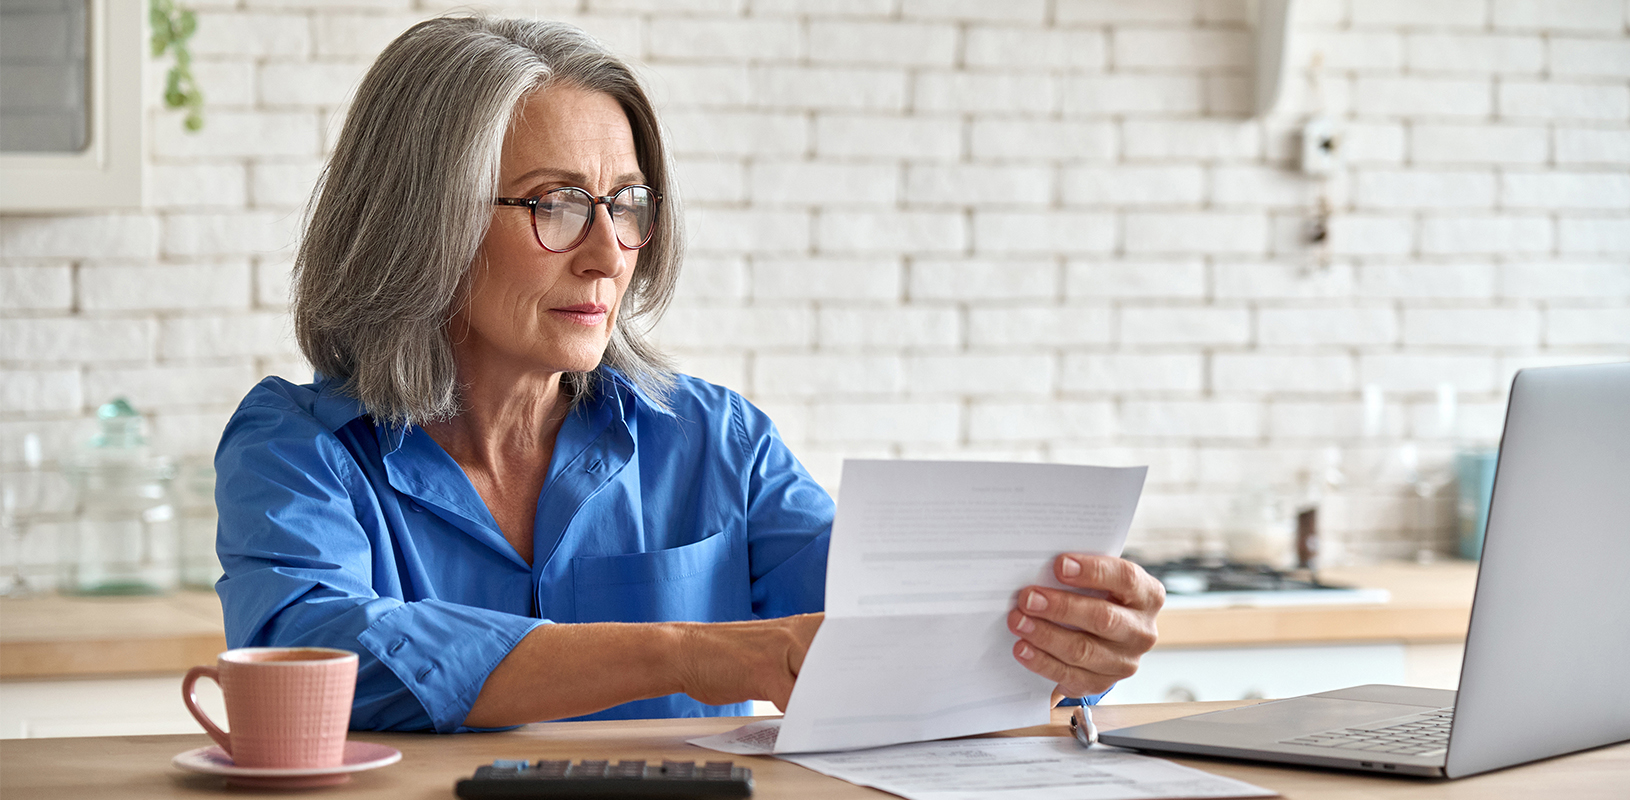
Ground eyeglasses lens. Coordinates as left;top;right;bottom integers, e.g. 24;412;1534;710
535;189;593;251
534;186;657;251
610;185;658;248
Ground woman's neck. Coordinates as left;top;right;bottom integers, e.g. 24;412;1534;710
420;356;575;565
422;357;572;475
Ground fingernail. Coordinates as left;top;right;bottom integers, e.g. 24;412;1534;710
1060;557;1082;578
1017;643;1034;660
1016;615;1035;633
1025;591;1048;612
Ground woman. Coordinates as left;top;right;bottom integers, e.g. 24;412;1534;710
214;16;1162;733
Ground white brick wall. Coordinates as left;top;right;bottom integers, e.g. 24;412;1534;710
1360;262;1496;299
1411;123;1548;165
0;265;72;310
79;262;253;311
1404;33;1544;73
1062;353;1205;393
1350;0;1489;28
910;258;1057;301
1499;81;1630;121
1556;127;1630;165
1259;307;1398;345
1490;0;1624;32
818;306;957;349
967;306;1112;347
4;0;1629;567
1066;260;1206;299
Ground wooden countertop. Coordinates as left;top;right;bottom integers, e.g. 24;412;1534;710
1154;561;1479;649
4;702;1626;799
0;590;226;679
0;562;1479;680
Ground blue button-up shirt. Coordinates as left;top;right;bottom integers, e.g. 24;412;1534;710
214;370;833;733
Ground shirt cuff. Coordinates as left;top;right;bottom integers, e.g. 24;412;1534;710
356;599;548;733
1055;687;1112;707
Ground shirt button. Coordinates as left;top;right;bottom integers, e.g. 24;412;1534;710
407;501;424;513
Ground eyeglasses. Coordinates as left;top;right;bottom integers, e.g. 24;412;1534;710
493;184;662;253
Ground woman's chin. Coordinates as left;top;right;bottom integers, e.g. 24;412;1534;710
513;330;612;376
545;346;609;376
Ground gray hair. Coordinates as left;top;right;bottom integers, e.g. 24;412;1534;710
293;15;680;426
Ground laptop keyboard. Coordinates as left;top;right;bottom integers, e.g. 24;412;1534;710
1278;707;1454;757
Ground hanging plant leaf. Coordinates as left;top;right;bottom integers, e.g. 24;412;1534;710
150;0;204;132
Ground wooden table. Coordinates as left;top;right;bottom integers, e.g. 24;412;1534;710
3;702;1625;799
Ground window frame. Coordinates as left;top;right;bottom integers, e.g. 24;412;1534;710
0;0;144;212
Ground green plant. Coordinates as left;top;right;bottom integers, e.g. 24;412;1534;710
150;0;203;131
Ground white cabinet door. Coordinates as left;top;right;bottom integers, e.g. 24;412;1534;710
1101;643;1409;705
0;674;224;739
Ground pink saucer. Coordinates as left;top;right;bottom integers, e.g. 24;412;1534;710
172;740;402;789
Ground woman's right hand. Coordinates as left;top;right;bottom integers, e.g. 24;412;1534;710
671;613;823;710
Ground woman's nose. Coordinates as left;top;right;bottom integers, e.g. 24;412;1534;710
571;203;628;279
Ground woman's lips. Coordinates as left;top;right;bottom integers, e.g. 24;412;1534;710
550;303;608;327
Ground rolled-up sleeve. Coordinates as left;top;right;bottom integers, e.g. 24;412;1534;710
354;600;543;731
214;400;544;732
733;393;833;620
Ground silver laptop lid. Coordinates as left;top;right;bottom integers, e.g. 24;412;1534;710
1446;362;1630;779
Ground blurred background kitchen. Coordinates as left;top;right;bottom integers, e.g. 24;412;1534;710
1;0;1626;738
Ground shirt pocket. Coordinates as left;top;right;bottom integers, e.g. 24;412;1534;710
570;530;751;624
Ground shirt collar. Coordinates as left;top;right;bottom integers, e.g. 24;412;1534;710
367;367;656;534
311;368;673;437
599;367;678;420
311;375;368;432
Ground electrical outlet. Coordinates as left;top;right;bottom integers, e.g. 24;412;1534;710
1301;115;1339;176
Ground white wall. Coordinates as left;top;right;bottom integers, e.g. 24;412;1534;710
2;0;1628;582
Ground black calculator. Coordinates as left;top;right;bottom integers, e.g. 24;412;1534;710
454;759;753;798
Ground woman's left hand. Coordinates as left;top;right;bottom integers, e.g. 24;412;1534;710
1007;554;1165;699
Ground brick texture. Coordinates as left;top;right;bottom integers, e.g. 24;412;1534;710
3;0;1627;560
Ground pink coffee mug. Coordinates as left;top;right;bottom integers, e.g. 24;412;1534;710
181;647;358;769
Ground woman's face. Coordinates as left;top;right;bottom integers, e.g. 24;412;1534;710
456;83;643;379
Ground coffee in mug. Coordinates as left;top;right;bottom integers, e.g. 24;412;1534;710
181;647;358;769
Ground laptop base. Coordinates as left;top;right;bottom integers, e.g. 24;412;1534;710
1099;685;1454;778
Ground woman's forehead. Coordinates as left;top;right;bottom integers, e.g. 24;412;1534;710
501;84;640;187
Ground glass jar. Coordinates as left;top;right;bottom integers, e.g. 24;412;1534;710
62;399;179;595
1224;487;1298;570
177;460;221;589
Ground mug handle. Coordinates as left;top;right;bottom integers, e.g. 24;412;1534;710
182;665;232;756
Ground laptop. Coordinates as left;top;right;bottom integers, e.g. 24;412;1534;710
1100;362;1630;779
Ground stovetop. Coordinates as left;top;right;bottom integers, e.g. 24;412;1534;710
1133;557;1392;609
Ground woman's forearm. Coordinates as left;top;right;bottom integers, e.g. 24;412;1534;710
462;613;822;728
463;622;686;728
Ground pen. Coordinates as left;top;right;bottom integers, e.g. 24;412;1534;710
1070;705;1098;749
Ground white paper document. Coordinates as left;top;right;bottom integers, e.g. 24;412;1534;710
688;727;1276;800
750;460;1147;754
779;736;1277;800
